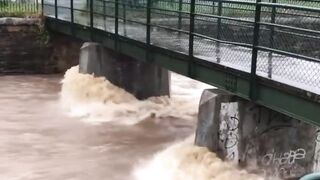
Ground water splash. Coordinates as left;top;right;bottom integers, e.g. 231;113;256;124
61;66;265;180
133;135;265;180
60;66;212;125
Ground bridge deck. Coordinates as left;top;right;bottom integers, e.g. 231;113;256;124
42;0;320;125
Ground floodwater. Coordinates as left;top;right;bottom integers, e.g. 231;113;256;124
0;66;264;180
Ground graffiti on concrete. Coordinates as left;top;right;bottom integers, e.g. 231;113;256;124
261;148;306;166
313;129;320;171
219;103;239;161
240;104;315;179
276;163;306;179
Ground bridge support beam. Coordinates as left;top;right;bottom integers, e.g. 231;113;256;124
195;89;320;179
79;42;170;99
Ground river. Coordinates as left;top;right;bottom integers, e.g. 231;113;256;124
0;66;264;180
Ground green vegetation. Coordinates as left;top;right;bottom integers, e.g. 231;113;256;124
37;22;50;46
153;0;319;13
277;0;320;8
0;1;39;17
92;0;318;20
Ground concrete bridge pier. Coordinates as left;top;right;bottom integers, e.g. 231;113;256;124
79;42;170;99
195;89;320;179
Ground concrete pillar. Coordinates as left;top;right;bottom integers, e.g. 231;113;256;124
79;42;170;99
195;89;320;179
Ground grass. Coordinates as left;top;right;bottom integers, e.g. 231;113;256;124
94;0;319;19
0;2;40;17
153;0;320;14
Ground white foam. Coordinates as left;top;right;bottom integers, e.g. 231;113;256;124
60;66;212;125
60;66;266;180
133;135;265;180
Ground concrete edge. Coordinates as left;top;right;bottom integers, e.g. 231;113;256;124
0;17;41;25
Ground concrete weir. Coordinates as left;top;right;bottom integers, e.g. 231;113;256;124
79;42;170;99
195;89;320;179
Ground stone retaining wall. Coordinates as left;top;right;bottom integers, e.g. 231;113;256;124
0;17;82;74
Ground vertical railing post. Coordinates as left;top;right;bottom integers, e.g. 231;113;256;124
178;0;183;30
90;0;94;40
9;0;11;13
36;0;39;13
212;0;215;15
22;0;24;13
71;0;74;35
41;0;44;16
146;0;151;45
215;0;222;63
6;0;8;13
146;0;151;62
71;0;74;24
4;0;11;12
103;0;107;30
216;0;222;40
54;0;57;19
19;0;26;11
1;0;4;12
122;0;127;36
250;0;262;100
188;0;196;78
87;0;89;10
267;0;276;78
16;2;18;11
115;0;119;51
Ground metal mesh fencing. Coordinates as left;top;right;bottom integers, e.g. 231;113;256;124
256;0;320;90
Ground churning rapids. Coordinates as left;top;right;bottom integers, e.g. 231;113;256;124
0;66;265;180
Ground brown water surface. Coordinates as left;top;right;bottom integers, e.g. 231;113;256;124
0;75;195;180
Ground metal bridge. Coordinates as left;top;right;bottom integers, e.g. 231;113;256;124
3;0;320;124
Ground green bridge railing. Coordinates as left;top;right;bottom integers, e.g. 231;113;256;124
41;0;320;98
